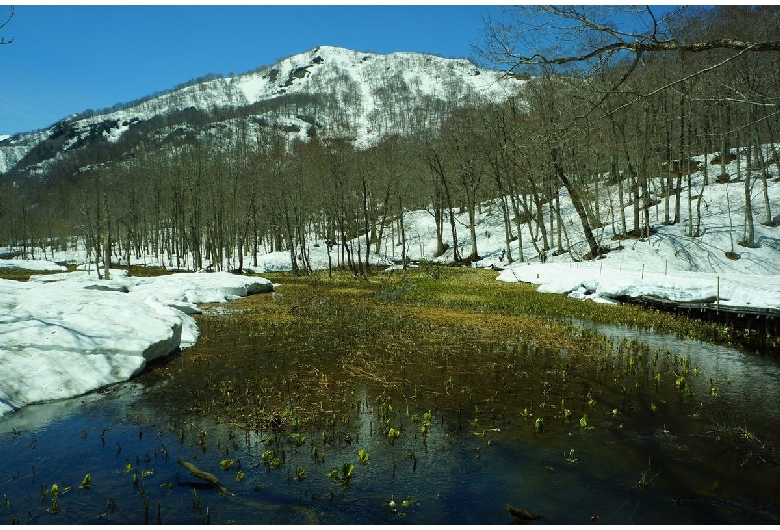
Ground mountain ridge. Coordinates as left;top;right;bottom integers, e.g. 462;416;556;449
0;45;522;178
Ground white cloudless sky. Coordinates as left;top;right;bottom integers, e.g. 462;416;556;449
0;3;507;135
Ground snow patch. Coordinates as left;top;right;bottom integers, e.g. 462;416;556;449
0;271;273;419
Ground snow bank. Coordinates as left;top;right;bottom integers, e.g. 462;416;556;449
0;258;67;271
496;262;780;310
0;271;272;418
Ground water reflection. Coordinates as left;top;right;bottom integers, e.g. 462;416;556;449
576;318;780;439
0;316;778;523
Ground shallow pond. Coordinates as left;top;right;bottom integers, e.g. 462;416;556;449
1;274;779;524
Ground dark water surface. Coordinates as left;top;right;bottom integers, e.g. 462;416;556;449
1;299;779;524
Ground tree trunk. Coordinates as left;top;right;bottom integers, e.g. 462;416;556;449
102;191;111;280
552;148;602;259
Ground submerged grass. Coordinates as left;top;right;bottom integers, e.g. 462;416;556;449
142;267;743;440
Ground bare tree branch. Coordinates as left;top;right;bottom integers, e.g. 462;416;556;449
595;44;757;123
524;39;779;68
479;6;780;74
0;5;14;45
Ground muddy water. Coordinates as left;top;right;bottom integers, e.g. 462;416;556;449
0;290;779;524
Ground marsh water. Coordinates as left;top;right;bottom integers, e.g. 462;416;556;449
1;273;779;524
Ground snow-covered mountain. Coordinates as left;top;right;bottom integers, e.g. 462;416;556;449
0;46;522;178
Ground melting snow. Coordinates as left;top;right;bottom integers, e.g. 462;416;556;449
0;270;272;418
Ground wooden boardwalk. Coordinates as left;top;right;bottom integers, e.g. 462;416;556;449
618;294;780;352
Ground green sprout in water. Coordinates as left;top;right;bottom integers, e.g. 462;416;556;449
296;467;307;481
192;489;202;511
358;449;370;465
47;484;59;514
79;473;91;489
386;494;397;511
220;459;234;471
402;496;419;508
534;418;544;433
329;462;353;483
236;470;246;482
289;433;306;447
387;428;400;443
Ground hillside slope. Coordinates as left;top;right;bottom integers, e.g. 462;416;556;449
0;46;521;179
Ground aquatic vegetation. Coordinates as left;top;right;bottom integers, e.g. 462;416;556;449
635;459;661;489
341;462;354;480
79;473;91;489
47;484;60;514
534;418;544;433
35;266;763;524
191;489;202;511
401;496;418;508
329;462;354;484
289;433;306;446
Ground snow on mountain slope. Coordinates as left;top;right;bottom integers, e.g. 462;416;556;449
0;46;522;176
0;128;54;174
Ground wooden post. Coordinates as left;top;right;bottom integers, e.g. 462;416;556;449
716;276;720;313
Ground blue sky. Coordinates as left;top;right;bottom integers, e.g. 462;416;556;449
0;4;505;136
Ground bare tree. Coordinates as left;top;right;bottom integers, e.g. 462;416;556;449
479;6;780;132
